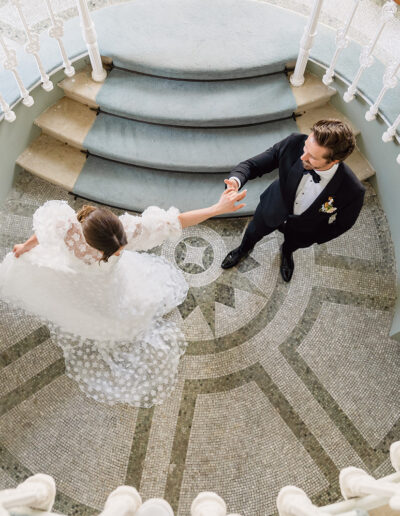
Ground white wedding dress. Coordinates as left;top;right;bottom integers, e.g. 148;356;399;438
0;200;189;407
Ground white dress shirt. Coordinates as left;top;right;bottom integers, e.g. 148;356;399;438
229;162;338;216
293;163;338;215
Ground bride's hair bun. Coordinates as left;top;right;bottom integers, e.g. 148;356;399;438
76;205;97;222
77;205;128;262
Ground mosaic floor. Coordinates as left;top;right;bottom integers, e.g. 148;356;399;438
0;170;399;516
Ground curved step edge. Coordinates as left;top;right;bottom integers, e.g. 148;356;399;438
58;69;336;127
72;155;277;216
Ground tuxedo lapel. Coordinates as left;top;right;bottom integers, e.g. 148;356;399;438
286;158;305;213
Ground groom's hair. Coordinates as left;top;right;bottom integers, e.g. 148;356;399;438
311;119;356;163
77;205;127;263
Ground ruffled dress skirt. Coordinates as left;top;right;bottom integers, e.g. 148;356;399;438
0;248;188;407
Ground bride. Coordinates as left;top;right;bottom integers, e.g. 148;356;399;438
0;188;246;407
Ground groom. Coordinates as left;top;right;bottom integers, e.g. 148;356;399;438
221;119;366;281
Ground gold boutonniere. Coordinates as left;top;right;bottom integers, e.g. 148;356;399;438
320;196;337;214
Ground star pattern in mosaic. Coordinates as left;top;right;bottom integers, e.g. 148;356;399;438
174;235;266;334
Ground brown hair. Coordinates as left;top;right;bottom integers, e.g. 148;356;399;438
311;119;356;162
77;205;127;263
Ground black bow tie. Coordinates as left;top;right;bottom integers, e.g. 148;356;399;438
303;169;321;183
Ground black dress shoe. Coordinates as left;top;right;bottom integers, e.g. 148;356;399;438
221;247;251;269
280;249;294;282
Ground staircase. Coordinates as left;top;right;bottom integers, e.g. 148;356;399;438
15;0;375;215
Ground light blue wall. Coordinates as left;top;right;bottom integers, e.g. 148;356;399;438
0;58;89;206
308;61;400;338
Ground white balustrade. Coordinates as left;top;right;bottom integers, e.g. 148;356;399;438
322;0;361;86
0;474;55;512
365;58;400;121
191;492;241;516
11;0;53;92
76;0;107;82
99;486;142;516
340;467;400;510
0;35;33;107
343;0;398;103
44;0;75;78
290;0;324;87
0;92;16;122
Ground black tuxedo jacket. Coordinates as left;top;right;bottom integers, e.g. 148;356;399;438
230;133;366;246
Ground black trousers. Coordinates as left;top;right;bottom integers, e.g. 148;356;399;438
239;205;313;256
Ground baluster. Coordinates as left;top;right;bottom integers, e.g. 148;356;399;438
76;0;107;82
135;498;174;515
322;0;361;85
390;441;400;471
0;35;34;107
290;0;324;87
0;474;55;512
365;58;400;120
99;486;142;516
382;112;400;142
44;0;75;77
11;0;53;91
0;92;16;122
343;0;397;103
340;467;400;511
191;492;241;516
277;486;322;516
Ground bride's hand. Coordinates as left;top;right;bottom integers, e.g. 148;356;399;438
13;243;29;258
214;188;247;215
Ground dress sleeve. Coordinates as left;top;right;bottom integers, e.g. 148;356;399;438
32;200;77;247
119;206;182;251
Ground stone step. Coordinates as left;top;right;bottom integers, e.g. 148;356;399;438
73;156;277;216
58;68;335;127
16;134;85;190
92;0;304;79
35;98;359;173
16;134;374;215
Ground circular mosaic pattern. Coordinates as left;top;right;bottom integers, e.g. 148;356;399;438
174;237;214;275
162;225;227;288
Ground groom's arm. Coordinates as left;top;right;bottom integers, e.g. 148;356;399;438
228;133;297;189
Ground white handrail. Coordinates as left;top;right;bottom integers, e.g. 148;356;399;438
10;0;53;92
0;35;33;107
290;0;324;87
365;58;400;121
322;0;361;86
340;467;400;511
343;0;397;103
76;0;107;82
44;0;75;78
0;474;55;512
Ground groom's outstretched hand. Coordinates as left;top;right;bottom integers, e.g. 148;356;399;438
215;188;247;216
224;178;239;191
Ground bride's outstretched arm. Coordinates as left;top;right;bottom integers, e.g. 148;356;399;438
178;188;246;229
13;234;39;258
